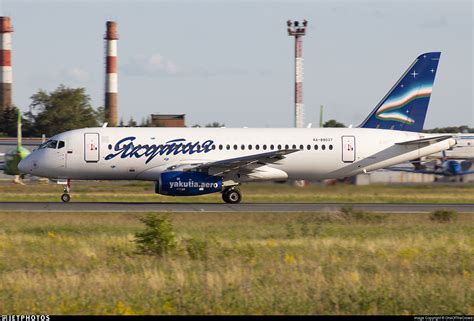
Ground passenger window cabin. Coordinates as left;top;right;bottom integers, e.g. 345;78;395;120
213;141;335;153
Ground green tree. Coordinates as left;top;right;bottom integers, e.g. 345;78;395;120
424;126;473;133
95;106;106;125
127;117;137;127
139;117;151;127
205;122;225;128
26;85;99;136
323;119;346;128
0;106;19;137
134;214;177;257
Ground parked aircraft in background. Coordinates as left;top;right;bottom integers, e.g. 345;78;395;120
19;52;457;203
430;133;474;160
387;150;474;177
0;112;30;183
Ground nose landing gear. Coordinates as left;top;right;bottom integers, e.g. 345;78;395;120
61;192;70;203
60;179;71;203
222;186;242;204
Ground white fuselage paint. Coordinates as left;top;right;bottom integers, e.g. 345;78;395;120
19;127;456;183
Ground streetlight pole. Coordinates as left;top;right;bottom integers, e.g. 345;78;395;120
287;19;307;129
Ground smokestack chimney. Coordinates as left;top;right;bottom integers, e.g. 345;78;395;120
104;21;118;126
0;17;13;111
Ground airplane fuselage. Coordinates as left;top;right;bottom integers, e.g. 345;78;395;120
19;127;455;183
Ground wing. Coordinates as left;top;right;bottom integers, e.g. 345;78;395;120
168;149;300;175
136;149;301;181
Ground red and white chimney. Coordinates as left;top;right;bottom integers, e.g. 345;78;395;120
105;21;118;126
0;16;13;111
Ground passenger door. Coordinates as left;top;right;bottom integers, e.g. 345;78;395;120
341;136;356;163
84;133;100;163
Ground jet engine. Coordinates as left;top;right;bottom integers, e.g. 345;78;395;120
156;171;222;196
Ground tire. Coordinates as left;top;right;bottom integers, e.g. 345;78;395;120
222;188;242;204
61;193;71;203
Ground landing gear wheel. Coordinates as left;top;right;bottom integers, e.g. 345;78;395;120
60;179;71;203
222;188;242;204
61;193;70;203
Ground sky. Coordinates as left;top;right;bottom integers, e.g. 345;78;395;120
3;0;473;128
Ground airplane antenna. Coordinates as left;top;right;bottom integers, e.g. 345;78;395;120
102;122;108;128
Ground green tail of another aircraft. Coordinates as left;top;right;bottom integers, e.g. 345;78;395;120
3;111;30;176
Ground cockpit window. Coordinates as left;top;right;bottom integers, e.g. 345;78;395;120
46;140;58;149
38;139;58;149
58;141;65;149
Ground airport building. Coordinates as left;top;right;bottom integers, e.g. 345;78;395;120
150;114;186;127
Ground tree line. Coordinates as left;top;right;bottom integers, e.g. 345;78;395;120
0;85;168;137
321;120;473;133
0;84;471;137
0;85;102;137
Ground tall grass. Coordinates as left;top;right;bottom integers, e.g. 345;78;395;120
0;181;473;203
0;211;472;315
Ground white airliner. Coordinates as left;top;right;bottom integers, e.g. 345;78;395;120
19;52;456;203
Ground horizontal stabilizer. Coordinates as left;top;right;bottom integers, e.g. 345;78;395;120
395;135;453;146
386;167;437;174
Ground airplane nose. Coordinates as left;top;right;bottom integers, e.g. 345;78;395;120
18;157;31;174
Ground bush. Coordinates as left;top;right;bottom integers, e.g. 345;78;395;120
285;222;296;238
185;238;209;260
340;206;385;223
430;210;458;223
134;213;177;256
300;220;310;237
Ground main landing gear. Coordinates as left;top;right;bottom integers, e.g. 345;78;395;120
222;186;242;204
60;179;71;203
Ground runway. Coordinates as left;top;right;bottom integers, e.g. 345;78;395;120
0;202;473;213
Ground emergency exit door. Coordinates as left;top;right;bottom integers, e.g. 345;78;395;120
84;133;100;162
341;136;356;163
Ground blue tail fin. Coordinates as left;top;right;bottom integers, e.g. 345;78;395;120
360;52;441;132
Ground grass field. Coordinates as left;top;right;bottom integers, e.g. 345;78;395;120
0;181;473;203
0;210;472;315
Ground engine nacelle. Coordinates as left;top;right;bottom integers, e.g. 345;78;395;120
156;171;222;196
